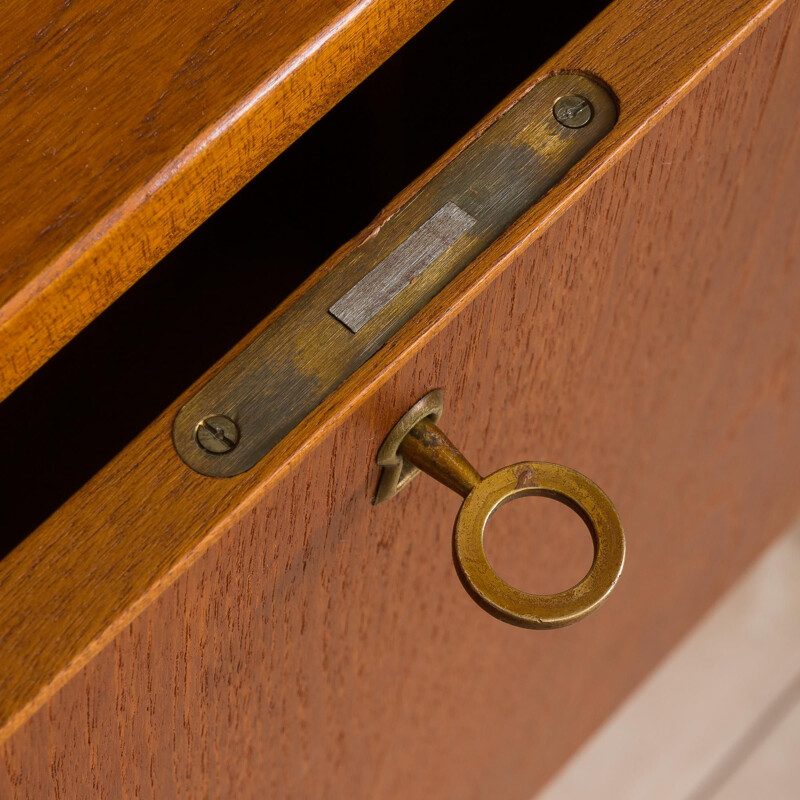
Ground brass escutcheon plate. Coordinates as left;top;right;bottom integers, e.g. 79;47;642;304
174;74;618;476
374;389;444;504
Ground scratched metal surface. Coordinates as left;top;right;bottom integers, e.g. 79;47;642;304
330;202;477;332
173;74;617;477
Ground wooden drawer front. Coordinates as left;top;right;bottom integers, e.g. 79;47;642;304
2;0;800;797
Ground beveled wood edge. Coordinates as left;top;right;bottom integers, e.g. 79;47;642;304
0;0;788;743
0;0;455;403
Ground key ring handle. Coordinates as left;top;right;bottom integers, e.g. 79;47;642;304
453;462;624;629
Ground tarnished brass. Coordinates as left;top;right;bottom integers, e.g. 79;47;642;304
453;463;625;629
399;417;482;498
174;74;617;477
378;394;625;629
374;389;444;503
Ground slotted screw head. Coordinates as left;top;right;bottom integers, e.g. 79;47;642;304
195;415;240;454
553;95;593;128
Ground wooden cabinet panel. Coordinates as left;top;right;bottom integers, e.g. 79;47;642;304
0;0;454;401
1;0;799;797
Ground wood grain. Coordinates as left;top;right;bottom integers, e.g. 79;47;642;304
0;0;454;401
2;0;800;796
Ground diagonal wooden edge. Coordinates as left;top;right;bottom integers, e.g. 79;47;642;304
0;0;455;402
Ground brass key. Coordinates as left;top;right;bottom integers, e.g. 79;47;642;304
375;390;625;629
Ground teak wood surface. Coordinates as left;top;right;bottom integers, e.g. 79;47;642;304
0;0;454;401
2;0;800;796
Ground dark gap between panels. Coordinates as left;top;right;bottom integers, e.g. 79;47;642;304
0;0;612;558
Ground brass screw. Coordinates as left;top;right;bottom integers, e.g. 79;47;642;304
553;95;593;128
196;415;239;454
